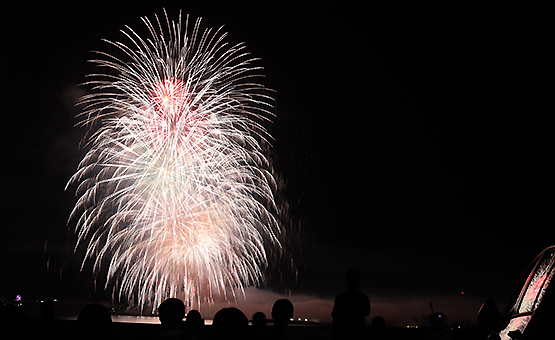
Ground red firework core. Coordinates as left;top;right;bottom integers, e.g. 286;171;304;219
152;78;186;114
147;78;207;153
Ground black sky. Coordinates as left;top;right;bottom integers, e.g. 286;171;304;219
1;1;552;321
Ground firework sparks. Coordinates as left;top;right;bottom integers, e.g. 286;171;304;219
67;11;279;311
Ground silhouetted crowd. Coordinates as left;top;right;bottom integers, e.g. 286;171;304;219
0;269;391;339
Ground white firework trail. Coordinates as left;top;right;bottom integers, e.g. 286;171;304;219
67;10;280;311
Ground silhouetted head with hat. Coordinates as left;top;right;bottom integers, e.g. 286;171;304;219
158;298;185;327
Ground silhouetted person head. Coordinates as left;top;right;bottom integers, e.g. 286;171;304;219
369;316;388;339
212;307;248;339
157;298;185;327
272;299;294;327
369;316;389;340
252;311;267;327
185;309;202;323
345;268;361;289
185;309;204;339
371;316;386;329
77;304;112;339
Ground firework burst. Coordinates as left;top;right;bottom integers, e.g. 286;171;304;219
67;10;279;311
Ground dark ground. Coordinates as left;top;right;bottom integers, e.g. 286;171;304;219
4;317;491;340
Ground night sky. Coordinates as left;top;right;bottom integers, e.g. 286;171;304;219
1;2;552;324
